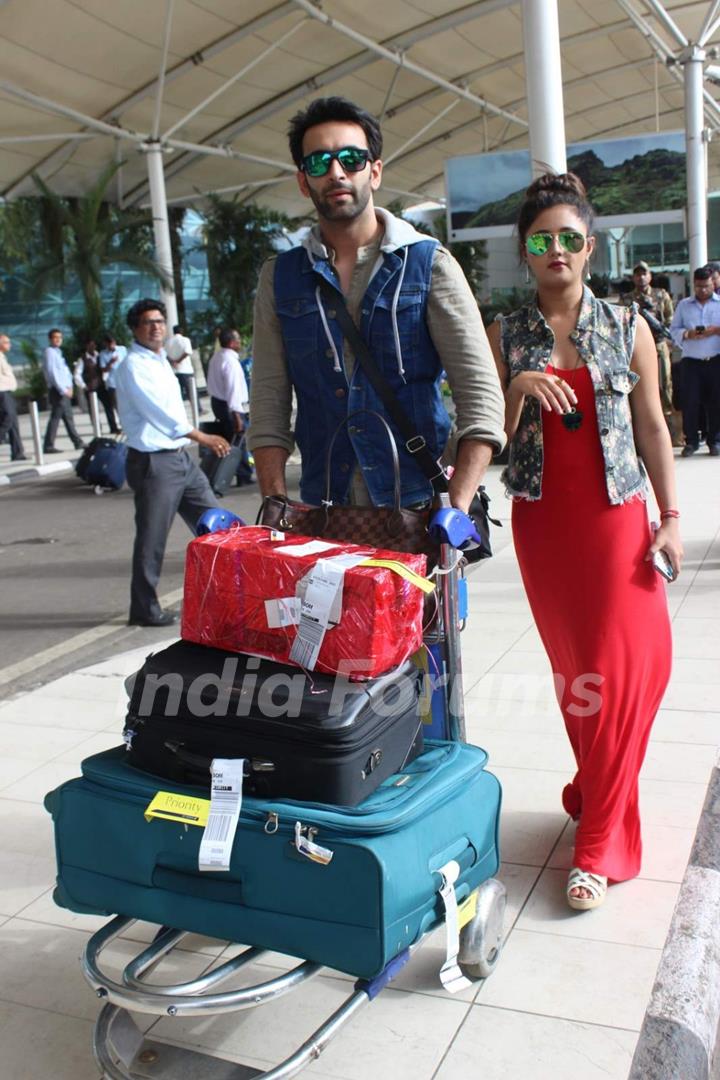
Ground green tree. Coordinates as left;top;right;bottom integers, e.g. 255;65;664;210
199;196;297;336
26;160;169;341
384;199;488;302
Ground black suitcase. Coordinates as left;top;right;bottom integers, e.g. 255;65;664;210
124;640;424;805
200;433;245;496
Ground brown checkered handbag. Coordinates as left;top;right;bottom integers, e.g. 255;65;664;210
257;411;441;560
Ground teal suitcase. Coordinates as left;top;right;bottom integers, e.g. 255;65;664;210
45;741;500;979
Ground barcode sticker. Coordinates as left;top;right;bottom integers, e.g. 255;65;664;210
289;559;346;670
198;758;244;872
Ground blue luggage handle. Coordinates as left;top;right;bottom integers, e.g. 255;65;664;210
195;508;245;536
428;507;482;551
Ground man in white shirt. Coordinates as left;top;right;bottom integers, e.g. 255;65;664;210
166;324;194;401
115;298;231;627
0;333;26;460
98;334;126;434
42;328;86;453
207;327;254;484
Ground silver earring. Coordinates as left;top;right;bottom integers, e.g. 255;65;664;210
584;260;591;281
525;262;531;285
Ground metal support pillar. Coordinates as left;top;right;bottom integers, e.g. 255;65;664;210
522;0;567;177
28;401;43;466
681;45;708;271
88;390;102;438
144;141;178;329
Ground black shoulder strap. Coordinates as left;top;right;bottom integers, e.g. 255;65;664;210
317;277;448;494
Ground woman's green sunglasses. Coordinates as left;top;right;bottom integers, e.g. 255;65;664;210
526;230;586;256
301;146;371;178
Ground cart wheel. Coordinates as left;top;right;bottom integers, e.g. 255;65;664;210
458;877;506;980
93;484;105;496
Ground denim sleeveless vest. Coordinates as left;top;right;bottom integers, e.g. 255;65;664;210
273;240;450;507
498;287;647;504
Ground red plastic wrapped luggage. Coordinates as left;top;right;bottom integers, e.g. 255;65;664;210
181;526;429;677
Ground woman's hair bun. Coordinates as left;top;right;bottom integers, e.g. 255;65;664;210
525;172;588;200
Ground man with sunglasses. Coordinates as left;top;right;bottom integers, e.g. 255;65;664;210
249;96;505;515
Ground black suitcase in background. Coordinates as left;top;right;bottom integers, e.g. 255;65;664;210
124;640;424;805
200;433;245;496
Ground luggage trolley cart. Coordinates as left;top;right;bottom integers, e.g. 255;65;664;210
71;500;506;1080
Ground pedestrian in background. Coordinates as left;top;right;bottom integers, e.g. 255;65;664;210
98;334;125;435
73;338;100;414
207;327;254;485
115;298;230;628
488;172;681;911
0;333;27;461
42;328;85;453
166;324;194;401
669;265;720;457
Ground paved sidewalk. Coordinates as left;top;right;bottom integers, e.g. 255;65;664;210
0;454;718;1079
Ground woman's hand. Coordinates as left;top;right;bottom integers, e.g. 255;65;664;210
510;370;578;415
646;518;683;580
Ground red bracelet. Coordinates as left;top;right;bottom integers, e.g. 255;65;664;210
660;509;680;519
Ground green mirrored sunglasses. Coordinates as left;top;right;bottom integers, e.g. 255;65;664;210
526;230;586;256
301;146;371;178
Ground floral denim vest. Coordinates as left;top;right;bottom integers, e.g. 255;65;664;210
498;286;647;504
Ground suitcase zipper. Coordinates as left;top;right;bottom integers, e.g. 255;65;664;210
81;741;482;838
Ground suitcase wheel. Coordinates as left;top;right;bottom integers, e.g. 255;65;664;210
458;877;506;980
93;485;106;496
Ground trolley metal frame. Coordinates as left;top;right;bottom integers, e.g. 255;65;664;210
81;500;507;1078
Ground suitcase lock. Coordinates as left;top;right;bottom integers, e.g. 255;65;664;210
362;748;383;779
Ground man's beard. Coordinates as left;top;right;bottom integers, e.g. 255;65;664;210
309;179;372;222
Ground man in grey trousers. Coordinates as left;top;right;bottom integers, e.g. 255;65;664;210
115;298;231;627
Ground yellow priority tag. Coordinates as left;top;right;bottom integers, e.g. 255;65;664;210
144;791;211;827
457;890;478;929
360;559;436;594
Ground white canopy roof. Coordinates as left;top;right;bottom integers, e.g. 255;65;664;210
1;0;719;213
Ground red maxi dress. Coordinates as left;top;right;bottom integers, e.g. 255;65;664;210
512;364;672;882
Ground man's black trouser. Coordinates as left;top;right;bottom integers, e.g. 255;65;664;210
125;447;220;622
681;355;720;448
0;391;25;459
43;387;83;450
96;384;120;434
211;396;254;483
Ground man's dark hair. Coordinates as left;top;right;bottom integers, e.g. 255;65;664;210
102;333;116;346
287;96;383;169
693;266;713;281
219;327;238;349
173;324;181;333
705;261;720;273
127;298;167;331
48;328;62;338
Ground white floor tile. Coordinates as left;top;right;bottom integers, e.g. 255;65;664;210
27;672;126;703
0;756;40;791
487;650;553;676
640;739;718;784
56;731;125;763
0;720;92;762
639;776;709;829
651;708;720;746
1;760;89;804
78;641;176;678
548;819;696;884
0;694;119;732
670;656;720;685
435;1005;639;1080
491;766;568;866
472;729;576;773
18;886;110;935
516;868;679;949
151;975;470;1080
478;929;660;1030
0;1000;100;1080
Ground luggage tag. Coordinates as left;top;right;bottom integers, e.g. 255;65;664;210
288;555;367;670
198;758;245;872
436;859;473;994
293;821;334;866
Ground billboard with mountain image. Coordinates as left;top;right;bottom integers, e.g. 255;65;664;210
446;132;686;240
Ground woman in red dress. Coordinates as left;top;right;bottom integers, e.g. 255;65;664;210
487;174;683;909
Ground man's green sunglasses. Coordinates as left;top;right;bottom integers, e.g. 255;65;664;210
301;146;371;178
526;230;586;256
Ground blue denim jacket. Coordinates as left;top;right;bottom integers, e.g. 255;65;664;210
498;287;647;504
274;238;450;507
